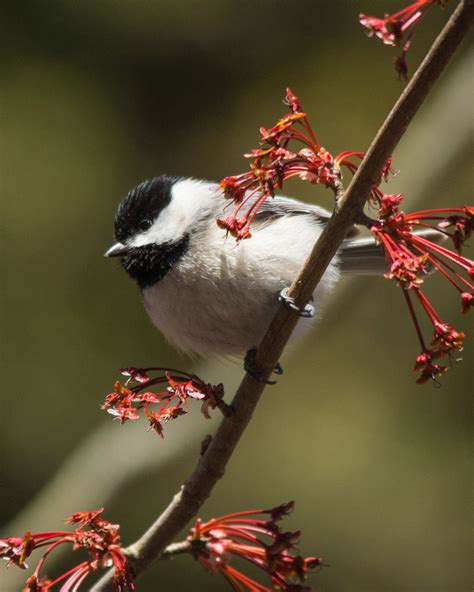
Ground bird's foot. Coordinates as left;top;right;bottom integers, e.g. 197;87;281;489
244;349;282;384
278;287;315;318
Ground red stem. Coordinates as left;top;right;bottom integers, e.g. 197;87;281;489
46;561;89;588
401;287;428;350
407;233;473;269
414;288;443;323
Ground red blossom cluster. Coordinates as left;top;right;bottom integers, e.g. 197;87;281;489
188;501;322;591
359;0;447;79
370;199;473;383
318;117;473;384
218;88;384;242
218;88;472;382
102;367;225;437
0;509;134;591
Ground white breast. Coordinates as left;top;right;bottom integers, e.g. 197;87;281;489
141;213;340;357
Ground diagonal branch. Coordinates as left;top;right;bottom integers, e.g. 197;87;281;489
91;1;473;589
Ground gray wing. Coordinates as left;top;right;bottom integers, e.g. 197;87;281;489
251;194;360;238
224;189;444;276
254;194;332;221
243;192;391;273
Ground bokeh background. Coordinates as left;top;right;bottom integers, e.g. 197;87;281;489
1;1;472;591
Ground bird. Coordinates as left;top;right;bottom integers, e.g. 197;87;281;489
105;175;392;377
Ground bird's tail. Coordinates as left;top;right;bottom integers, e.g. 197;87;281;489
339;229;443;276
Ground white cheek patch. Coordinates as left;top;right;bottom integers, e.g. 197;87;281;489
129;207;184;247
129;178;220;248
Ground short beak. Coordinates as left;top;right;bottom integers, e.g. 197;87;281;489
104;242;130;257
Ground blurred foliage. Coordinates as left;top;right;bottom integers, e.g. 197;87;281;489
1;1;472;591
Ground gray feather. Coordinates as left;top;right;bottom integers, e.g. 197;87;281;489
339;236;388;275
255;195;332;220
252;195;360;238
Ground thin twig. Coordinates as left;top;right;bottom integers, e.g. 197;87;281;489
91;2;473;589
214;398;234;417
160;540;193;559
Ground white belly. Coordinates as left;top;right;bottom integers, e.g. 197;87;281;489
142;216;340;357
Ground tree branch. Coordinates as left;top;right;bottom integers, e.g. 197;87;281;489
91;2;473;589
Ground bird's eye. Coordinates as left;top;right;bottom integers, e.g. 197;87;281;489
139;219;153;232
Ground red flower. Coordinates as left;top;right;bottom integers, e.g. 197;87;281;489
359;1;447;79
371;202;473;383
217;89;396;243
102;368;225;437
334;151;472;384
0;509;134;591
188;502;322;591
217;88;342;242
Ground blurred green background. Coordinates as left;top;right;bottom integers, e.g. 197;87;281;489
1;1;472;591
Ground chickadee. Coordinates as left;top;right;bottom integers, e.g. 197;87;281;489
105;175;389;369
